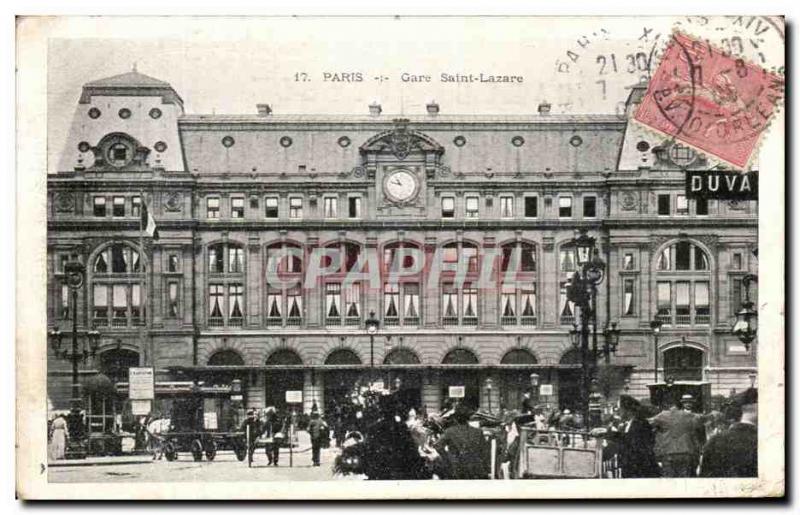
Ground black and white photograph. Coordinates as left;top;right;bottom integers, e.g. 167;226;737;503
14;14;785;499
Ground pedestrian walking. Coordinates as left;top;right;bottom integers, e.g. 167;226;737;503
308;408;328;467
423;403;490;479
650;397;705;477
48;413;68;461
595;395;660;478
239;409;262;464
262;408;285;466
699;399;757;477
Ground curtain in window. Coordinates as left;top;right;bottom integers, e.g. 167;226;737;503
624;279;635;316
267;291;282;318
93;284;108;309
694;246;709;270
229;247;243;273
95;250;108;273
560;282;573;317
657;248;671;271
326;284;341;318
442;285;457;318
404;284;419;318
560;249;575;272
209;285;223;317
384;283;399;318
229;285;243;318
501;284;515;317
657;282;672;315
209;246;220;273
168;282;178;317
462;285;477;318
113;284;127;318
288;289;302;318
695;282;709;311
521;286;536;316
345;284;361;317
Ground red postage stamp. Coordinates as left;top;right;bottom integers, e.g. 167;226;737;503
634;31;784;170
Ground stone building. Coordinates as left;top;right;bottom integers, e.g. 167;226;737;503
47;70;758;420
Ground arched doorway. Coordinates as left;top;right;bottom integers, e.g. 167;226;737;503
265;349;304;412
558;349;582;411
663;346;704;382
440;348;480;409
206;349;246;385
500;349;538;411
99;348;140;385
383;348;422;410
93;349;140;449
324;349;362;417
203;349;247;431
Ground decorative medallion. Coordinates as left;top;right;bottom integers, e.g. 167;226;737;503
164;192;182;212
351;166;365;178
511;135;525;147
77;141;91;153
636;140;650;152
620;192;638;211
154;141;168;153
337;136;351;148
118;108;132;120
569;135;583;147
88;107;101;119
54;192;75;213
453;135;466;147
149;108;163;119
222;136;235;148
389;121;412;160
279;136;293;148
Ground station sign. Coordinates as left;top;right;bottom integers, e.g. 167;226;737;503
685;170;757;200
128;367;155;400
285;390;303;404
448;386;465;398
539;384;554;396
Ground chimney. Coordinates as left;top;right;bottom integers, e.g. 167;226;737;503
426;101;440;116
256;103;272;116
369;102;382;116
538;101;551;115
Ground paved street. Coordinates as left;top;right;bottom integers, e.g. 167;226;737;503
48;447;361;483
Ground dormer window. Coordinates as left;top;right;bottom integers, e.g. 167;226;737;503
98;133;137;168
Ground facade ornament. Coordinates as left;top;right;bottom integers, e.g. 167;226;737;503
54;192;75;213
164;191;182;212
620;191;638;211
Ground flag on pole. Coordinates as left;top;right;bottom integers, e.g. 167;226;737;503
141;200;159;240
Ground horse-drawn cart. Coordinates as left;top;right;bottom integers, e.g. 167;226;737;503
516;426;603;479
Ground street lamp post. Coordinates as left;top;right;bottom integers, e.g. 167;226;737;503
732;273;758;351
48;261;101;459
530;372;540;407
650;319;663;384
566;229;606;428
365;310;380;387
485;377;494;413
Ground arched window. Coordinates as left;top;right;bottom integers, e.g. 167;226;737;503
663;346;704;382
442;348;479;365
559;348;581;365
501;349;538;365
91;243;144;328
207;242;245;327
325;349;362;365
323;242;364;327
99;349;140;385
382;242;422;327
265;242;304;327
266;349;303;366
500;241;537;327
207;349;245;366
384;348;421;365
655;241;712;326
440;241;479;327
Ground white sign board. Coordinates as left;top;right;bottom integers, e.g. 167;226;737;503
449;386;465;398
130;399;151;416
285;390;303;404
539;384;554;396
203;412;218;430
128;367;155;400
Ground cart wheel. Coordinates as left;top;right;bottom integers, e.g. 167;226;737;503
191;439;204;461
164;442;178;462
205;440;217;461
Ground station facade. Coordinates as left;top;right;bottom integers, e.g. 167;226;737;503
47;70;758;417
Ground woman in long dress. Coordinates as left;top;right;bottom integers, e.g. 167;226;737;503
49;415;68;461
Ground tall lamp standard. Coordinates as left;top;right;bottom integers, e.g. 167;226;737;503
649;319;663;384
365;310;380;387
566;229;605;428
48;261;101;459
732;273;758;351
530;373;540;407
485;377;494;413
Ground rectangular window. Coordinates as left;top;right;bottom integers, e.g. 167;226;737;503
501;284;516;325
131;284;142;324
623;278;636;316
93;284;108;325
207;197;220;219
231;196;245;218
112;284;128;325
325;283;342;325
623;252;635;270
656;281;672;324
289;197;303;219
524;196;538;218
287;287;303;324
167;254;179;273
167;281;179;318
465;196;479;218
732;252;743;270
266;287;283;324
500;196;514;218
675;281;691;324
112;196;125;217
676;194;689;215
208;284;224;325
559;281;574;325
229;247;244;273
583;196;597;218
695;281;710;324
324;197;338;218
264;197;279;218
208;245;224;274
441;196;455;218
731;278;743;316
520;285;537;325
344;284;361;325
676;241;692;271
442;283;458;326
93;197;106;217
348;197;362;219
461;284;478;325
657;194;670;215
403;283;420;325
228;284;244;324
696;197;709;215
383;283;400;324
131;196;141;217
558;196;573;218
60;284;70;320
559;248;576;272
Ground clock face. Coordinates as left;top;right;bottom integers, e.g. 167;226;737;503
384;169;418;203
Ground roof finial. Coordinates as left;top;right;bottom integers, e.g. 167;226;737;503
132;62;138;73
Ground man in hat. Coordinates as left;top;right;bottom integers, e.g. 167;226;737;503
239;408;262;463
424;403;490;479
650;396;705;477
699;392;757;477
596;395;660;478
307;407;328;467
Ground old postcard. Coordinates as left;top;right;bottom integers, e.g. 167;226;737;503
16;15;784;499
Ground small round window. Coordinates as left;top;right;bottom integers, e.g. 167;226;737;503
77;141;91;153
511;136;525;147
636;141;651;152
338;136;351;148
88;107;101;119
149;108;163;119
118;108;132;120
222;136;235;148
280;136;293;148
453;135;467;147
154;141;167;153
569;135;583;147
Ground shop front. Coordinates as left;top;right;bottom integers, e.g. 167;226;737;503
439;349;481;409
382;348;423;411
264;349;305;412
323;349;363;417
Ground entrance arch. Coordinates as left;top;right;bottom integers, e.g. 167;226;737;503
99;348;140;385
383;348;422;410
265;349;304;412
441;348;480;409
500;349;538;410
324;349;362;417
663;346;704;382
